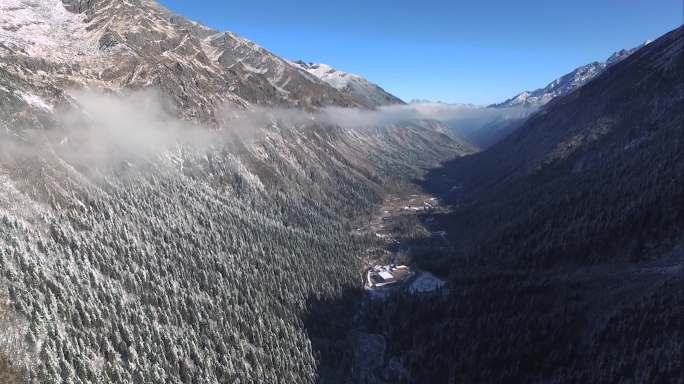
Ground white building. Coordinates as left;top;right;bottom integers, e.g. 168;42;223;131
378;270;394;282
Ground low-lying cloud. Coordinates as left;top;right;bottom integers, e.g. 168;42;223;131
319;102;535;145
1;89;535;172
2;89;316;167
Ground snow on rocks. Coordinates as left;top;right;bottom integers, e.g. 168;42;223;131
0;0;98;62
19;92;53;112
294;61;404;106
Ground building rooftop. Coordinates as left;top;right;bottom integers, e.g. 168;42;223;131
378;270;394;281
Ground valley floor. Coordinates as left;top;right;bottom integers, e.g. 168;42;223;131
312;183;684;384
325;190;452;383
357;190;449;289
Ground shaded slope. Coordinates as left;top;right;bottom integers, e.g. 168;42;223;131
361;26;683;384
0;1;474;383
425;26;683;267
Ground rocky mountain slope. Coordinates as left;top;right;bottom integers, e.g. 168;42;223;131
0;1;474;383
492;42;648;108
294;61;404;107
1;0;373;125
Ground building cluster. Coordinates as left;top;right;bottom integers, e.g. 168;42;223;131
401;198;438;212
367;264;411;288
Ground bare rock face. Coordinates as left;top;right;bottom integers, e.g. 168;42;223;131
1;0;373;127
207;32;368;109
61;0;92;13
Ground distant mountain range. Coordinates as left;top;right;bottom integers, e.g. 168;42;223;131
492;42;651;108
294;61;405;106
430;27;683;263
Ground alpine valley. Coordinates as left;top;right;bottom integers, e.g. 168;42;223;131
0;1;681;384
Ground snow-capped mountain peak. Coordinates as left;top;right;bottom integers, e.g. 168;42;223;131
295;62;360;89
294;60;405;106
492;42;648;108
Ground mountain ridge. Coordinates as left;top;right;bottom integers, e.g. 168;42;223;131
294;61;405;107
491;41;650;108
429;25;683;266
1;1;680;383
1;0;382;125
366;25;683;383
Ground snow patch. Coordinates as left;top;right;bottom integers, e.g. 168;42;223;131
0;0;98;62
294;61;402;106
20;92;53;112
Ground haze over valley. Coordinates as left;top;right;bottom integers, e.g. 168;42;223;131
0;1;682;383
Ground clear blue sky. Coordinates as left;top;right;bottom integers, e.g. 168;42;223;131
158;0;682;105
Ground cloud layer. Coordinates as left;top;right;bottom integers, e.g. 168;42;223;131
319;102;535;146
1;89;534;172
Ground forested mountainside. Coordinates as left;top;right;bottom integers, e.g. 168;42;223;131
0;109;465;384
428;26;683;267
360;26;683;383
0;1;474;383
2;1;682;383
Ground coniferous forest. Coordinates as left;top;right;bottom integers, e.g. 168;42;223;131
0;1;682;383
346;25;684;384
